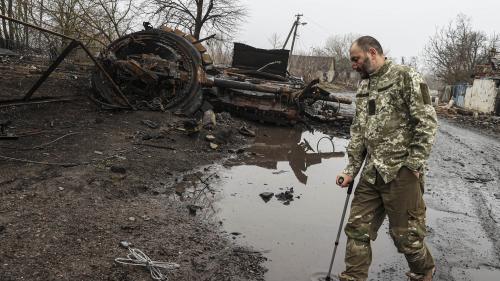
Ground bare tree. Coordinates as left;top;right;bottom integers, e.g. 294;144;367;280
484;32;499;54
401;56;419;71
423;14;496;84
0;0;35;49
322;33;359;82
74;0;135;46
0;0;137;56
148;0;247;40
267;32;282;49
24;0;136;50
206;37;231;65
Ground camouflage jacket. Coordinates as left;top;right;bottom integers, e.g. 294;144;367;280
343;60;437;184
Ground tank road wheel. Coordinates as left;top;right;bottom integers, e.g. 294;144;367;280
91;28;212;115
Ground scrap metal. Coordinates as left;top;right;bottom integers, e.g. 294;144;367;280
90;26;351;124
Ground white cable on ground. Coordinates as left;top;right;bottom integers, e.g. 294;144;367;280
115;244;180;281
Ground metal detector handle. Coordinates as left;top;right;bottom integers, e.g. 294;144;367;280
338;176;355;194
347;181;354;194
325;176;355;280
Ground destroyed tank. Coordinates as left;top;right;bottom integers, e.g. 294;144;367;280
91;26;352;125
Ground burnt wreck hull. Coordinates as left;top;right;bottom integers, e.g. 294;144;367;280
91;28;352;125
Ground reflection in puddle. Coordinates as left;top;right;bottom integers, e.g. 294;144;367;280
243;127;344;185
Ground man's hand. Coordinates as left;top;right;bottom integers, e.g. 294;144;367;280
336;173;353;188
412;171;420;179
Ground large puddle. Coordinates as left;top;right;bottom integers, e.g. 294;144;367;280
172;126;397;280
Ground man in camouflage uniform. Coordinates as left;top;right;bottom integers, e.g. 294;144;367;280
336;36;437;281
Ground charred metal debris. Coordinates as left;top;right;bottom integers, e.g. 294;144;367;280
91;25;352;125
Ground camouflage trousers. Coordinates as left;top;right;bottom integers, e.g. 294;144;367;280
339;166;435;281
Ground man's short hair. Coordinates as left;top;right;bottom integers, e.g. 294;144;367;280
352;36;383;55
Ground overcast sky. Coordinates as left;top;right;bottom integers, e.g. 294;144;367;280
234;0;499;61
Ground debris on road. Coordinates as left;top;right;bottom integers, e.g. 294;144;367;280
202;109;217;129
141;120;159;129
239;126;256;137
435;103;500;135
259;192;274;202
275;187;295;205
110;165;127;174
187;204;203;216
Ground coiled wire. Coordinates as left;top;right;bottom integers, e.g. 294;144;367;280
115;247;180;280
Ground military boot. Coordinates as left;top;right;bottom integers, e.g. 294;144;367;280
406;267;435;281
338;273;360;281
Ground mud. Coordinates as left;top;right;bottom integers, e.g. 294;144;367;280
0;60;267;281
437;112;500;138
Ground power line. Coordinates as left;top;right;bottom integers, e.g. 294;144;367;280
303;16;332;37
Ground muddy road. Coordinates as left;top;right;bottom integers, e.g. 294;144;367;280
422;120;500;281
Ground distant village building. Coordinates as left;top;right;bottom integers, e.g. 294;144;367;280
474;48;500;80
444;48;500;115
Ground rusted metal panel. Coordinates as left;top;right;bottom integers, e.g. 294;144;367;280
232;43;289;76
207;88;301;125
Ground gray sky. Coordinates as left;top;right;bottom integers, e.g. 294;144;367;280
235;0;499;61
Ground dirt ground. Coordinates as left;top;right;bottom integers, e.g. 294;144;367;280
435;108;500;137
426;120;500;281
0;59;269;281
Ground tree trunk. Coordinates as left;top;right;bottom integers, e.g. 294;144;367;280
193;0;203;40
0;0;6;48
38;0;43;48
23;0;28;49
7;0;13;49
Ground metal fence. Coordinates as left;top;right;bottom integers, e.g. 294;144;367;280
451;84;469;107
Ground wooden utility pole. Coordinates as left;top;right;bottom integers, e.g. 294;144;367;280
282;13;306;56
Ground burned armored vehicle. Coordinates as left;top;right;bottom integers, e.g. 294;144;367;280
91;26;351;125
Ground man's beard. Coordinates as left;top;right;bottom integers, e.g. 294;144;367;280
357;57;373;79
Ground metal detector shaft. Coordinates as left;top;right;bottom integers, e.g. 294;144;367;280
325;179;355;281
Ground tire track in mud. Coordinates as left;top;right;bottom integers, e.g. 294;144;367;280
437;124;500;254
429;120;500;280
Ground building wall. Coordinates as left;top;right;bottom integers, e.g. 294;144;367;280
464;79;498;113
